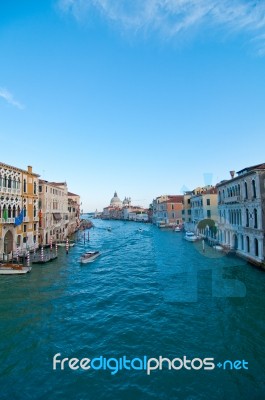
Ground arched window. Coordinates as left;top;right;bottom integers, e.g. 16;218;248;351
23;179;27;193
238;184;241;196
252;180;257;199
255;238;259;257
246;209;249;227
0;174;2;188
241;234;244;250
218;191;221;203
8;205;11;218
3;175;7;187
17;178;20;190
228;210;231;224
232;187;235;197
246;236;250;253
244;182;248;199
8;176;12;188
254;208;258;229
12;205;16;218
34;205;37;218
223;210;226;222
34;181;37;195
223;189;225;199
23;205;27;217
17;205;20;216
239;210;242;226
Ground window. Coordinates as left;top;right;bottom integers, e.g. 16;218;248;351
254;209;258;229
23;179;27;193
246;209;249;227
23;225;27;232
8;205;11;218
8;177;12;188
244;182;248;199
34;182;37;194
34;223;37;231
246;236;250;253
24;205;27;217
255;238;259;257
207;210;211;218
171;204;174;210
39;185;42;193
252;180;257;199
34;205;37;218
207;199;210;206
12;205;16;218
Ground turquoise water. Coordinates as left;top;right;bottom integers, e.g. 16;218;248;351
0;219;265;399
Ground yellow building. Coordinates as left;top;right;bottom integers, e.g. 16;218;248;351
0;162;39;260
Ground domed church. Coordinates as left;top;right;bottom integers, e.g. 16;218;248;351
110;191;122;208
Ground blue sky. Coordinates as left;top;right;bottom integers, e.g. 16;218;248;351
1;0;265;211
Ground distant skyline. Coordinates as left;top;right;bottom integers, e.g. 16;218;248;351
1;0;265;211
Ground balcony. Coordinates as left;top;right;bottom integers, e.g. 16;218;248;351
0;217;15;224
223;196;241;204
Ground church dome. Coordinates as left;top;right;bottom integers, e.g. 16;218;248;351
110;191;122;207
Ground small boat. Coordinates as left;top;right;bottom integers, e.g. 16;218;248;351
175;226;181;232
32;253;58;264
80;251;100;264
184;232;199;242
0;263;32;275
56;240;75;247
213;245;223;252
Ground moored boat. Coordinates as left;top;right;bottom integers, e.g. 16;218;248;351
0;263;32;275
184;232;199;242
80;251;100;264
56;240;75;247
175;226;181;232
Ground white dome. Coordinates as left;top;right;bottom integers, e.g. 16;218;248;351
110;191;122;207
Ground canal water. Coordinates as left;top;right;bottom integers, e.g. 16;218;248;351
0;219;265;400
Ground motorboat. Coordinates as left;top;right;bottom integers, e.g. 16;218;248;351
0;263;32;275
184;232;199;242
175;226;181;232
80;251;100;264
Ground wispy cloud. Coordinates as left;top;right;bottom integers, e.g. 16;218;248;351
58;0;265;52
0;87;25;110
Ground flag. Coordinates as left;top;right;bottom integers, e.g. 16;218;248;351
3;208;8;221
14;209;25;227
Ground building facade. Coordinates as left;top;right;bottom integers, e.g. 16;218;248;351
38;180;69;244
217;164;265;265
0;163;39;260
68;191;81;235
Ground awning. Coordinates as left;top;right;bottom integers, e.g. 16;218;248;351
53;213;62;221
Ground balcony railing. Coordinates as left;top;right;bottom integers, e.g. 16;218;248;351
0;217;15;224
223;196;241;204
0;187;21;195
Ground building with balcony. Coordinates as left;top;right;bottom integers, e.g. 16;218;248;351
217;164;265;265
68;191;81;235
38;180;69;244
0;163;39;260
190;186;218;227
152;195;184;227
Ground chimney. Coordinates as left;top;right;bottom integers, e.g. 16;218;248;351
230;170;235;179
28;165;32;174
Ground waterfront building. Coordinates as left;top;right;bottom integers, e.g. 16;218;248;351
68;192;81;235
0;163;39;260
190;186;218;229
152;195;184;227
38;180;69;244
217;164;265;265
